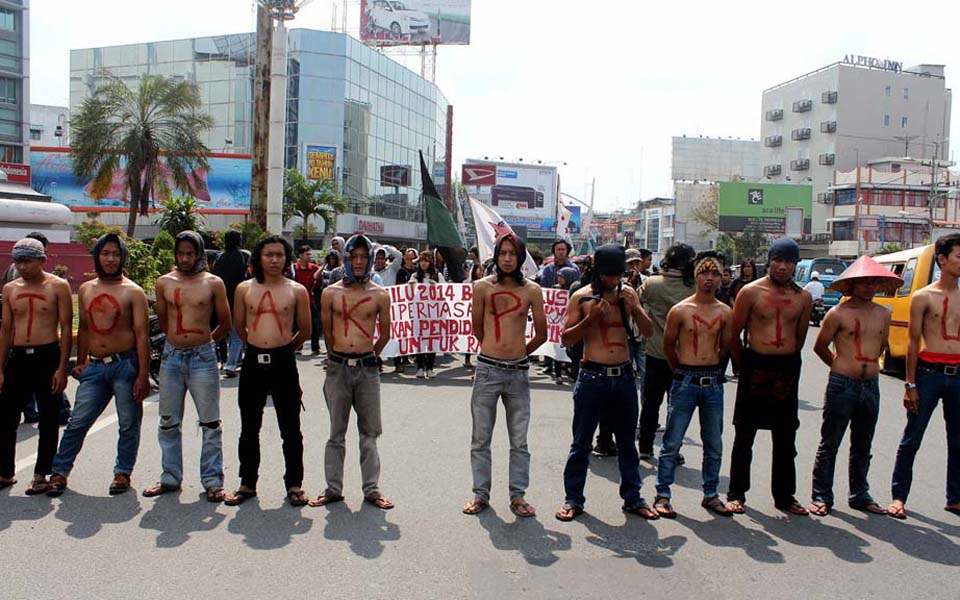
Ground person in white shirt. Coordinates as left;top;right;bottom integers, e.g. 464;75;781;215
373;244;403;287
804;271;825;302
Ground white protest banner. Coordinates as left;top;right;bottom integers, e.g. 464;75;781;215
379;284;572;361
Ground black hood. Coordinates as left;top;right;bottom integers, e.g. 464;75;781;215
594;244;626;276
494;234;527;285
175;230;208;274
93;233;127;279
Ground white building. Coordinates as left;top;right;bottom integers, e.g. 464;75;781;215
760;57;952;238
634;197;675;265
671;135;763;253
29;104;69;147
0;0;28;165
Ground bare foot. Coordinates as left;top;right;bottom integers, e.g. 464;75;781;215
462;497;488;515
887;500;907;519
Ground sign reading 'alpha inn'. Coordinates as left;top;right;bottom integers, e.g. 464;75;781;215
843;54;903;73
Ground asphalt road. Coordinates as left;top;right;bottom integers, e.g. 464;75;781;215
2;338;958;600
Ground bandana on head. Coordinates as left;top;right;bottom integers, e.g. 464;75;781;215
695;256;723;277
175;230;207;274
343;234;374;284
12;238;45;261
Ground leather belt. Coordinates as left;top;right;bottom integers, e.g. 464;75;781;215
581;361;632;377
920;361;960;376
89;349;137;364
329;353;378;367
477;355;529;370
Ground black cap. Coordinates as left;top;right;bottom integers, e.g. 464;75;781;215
594;244;626;276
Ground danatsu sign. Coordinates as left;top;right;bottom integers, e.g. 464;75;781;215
843;54;902;73
357;219;385;234
461;165;497;186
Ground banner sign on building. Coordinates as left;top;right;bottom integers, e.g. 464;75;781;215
718;182;812;235
380;164;411;187
0;161;31;184
360;0;471;47
379;283;569;359
463;160;559;237
29;148;251;212
304;144;338;182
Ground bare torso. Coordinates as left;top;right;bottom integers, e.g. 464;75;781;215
829;302;890;379
917;286;960;355
743;278;810;355
574;285;632;365
670;299;731;366
323;280;389;354
157;271;219;348
239;279;300;349
6;273;66;346
474;276;540;360
79;278;142;356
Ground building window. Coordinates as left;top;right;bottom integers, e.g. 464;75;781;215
885;85;891;97
0;9;14;32
29;128;40;141
833;221;854;241
0;77;15;104
903;87;909;100
901;116;908;128
0;144;20;162
884;114;890;127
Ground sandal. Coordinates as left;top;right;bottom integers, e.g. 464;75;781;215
205;487;226;503
554;503;583;522
945;504;960;516
46;474;67;497
653;496;677;519
702;496;732;517
462;497;489;515
308;493;344;507
287;489;309;507
364;493;395;510
224;488;258;506
143;483;181;498
852;502;887;515
0;477;16;491
623;499;660;520
887;502;908;520
808;501;831;517
726;499;746;514
25;479;51;496
777;500;809;516
509;498;536;518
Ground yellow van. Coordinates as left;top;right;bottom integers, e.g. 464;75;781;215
872;244;936;367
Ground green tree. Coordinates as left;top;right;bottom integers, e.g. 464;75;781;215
70;74;214;237
75;212;123;250
151;229;176;274
282;169;346;245
155;195;206;237
218;221;267;253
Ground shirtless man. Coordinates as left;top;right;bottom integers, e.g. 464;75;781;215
653;252;733;518
311;234;394;510
48;233;151;497
462;234;547;518
726;238;812;515
144;231;232;502
890;234;960;519
225;235;312;506
555;244;656;522
808;255;900;517
0;238;72;494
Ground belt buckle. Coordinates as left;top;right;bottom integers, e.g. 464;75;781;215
945;365;958;376
606;366;622;377
347;358;360;367
102;355;114;364
699;376;713;387
25;348;35;355
257;353;272;365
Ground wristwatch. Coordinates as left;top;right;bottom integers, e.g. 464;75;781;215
904;382;917;391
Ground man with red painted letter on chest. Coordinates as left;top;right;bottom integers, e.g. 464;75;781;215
726;237;812;516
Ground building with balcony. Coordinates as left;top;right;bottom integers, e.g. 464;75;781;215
761;58;952;237
827;157;959;257
0;1;28;165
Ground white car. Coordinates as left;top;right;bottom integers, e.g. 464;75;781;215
366;0;430;37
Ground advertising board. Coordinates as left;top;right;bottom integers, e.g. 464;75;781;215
463;160;558;236
303;144;338;182
29;148;251;213
360;0;471;47
718;182;812;235
0;161;30;184
380;164;411;187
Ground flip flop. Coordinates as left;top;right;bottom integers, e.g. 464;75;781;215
555;503;583;522
308;493;344;507
887;504;908;520
852;502;887;515
287;489;309;507
142;483;181;498
0;478;18;491
364;494;395;510
462;497;489;515
25;480;51;496
701;496;732;517
205;487;226;503
224;489;257;506
623;499;660;520
944;505;960;516
509;498;536;518
726;499;746;514
808;501;831;517
777;501;809;516
653;496;677;519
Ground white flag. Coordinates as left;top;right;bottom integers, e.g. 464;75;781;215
468;196;538;278
556;200;573;239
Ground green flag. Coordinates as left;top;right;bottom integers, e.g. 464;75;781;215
420;151;466;282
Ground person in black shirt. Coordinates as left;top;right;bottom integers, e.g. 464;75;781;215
212;230;250;377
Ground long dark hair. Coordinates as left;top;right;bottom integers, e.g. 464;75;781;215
251;235;293;283
661;242;696;286
739;258;757;282
415;250;438;283
494;235;526;286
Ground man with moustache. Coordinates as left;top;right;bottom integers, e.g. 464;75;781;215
47;233;151;496
143;231;232;502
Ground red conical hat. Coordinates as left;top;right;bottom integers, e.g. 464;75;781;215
829;255;904;295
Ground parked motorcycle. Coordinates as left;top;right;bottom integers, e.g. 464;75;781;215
811;298;826;327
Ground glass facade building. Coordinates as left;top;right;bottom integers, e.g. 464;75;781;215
69;29;449;234
0;0;27;165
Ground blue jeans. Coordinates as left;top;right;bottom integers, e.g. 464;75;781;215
52;356;142;477
891;365;960;504
811;373;880;507
562;366;643;507
158;342;223;490
655;369;724;499
225;324;244;371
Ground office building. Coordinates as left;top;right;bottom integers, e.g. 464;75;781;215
0;0;28;165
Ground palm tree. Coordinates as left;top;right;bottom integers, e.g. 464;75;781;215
283;168;347;246
70;75;214;236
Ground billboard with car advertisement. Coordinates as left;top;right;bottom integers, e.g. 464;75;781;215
360;0;471;46
718;182;812;235
29;147;251;213
463;159;558;237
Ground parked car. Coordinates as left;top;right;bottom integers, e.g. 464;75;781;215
872;244;934;371
366;0;430;37
795;258;846;309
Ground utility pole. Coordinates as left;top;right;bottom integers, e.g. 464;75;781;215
250;5;272;230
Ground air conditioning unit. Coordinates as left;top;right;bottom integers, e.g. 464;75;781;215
817;192;834;204
764;135;782;147
819;153;836;166
765;108;784;121
821;91;838;104
790;158;810;171
764;164;782;176
792;99;813;113
820;120;837;133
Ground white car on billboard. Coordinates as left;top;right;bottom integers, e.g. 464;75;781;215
366;1;431;37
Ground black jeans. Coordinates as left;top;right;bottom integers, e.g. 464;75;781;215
638;355;673;453
237;344;304;490
811;373;880;507
416;353;436;370
0;343;61;477
727;424;798;505
309;303;321;353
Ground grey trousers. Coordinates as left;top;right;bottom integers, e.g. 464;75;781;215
322;361;382;497
470;362;532;501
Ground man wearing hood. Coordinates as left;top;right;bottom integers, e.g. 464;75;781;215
373;244;403;287
0;238;73;495
726;237;812;516
311;234;393;509
226;235;312;507
47;233;151;497
143;231;232;502
556;244;656;521
462;234;547;518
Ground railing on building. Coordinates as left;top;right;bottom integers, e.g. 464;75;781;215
820;120;837;133
790;158;810;171
821;91;838;104
765;108;784;121
817;191;834;204
819;153;836;166
764;164;782;176
764;135;782;147
792;99;813;113
791;127;812;140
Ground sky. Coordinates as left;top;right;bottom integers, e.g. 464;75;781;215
29;0;960;212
